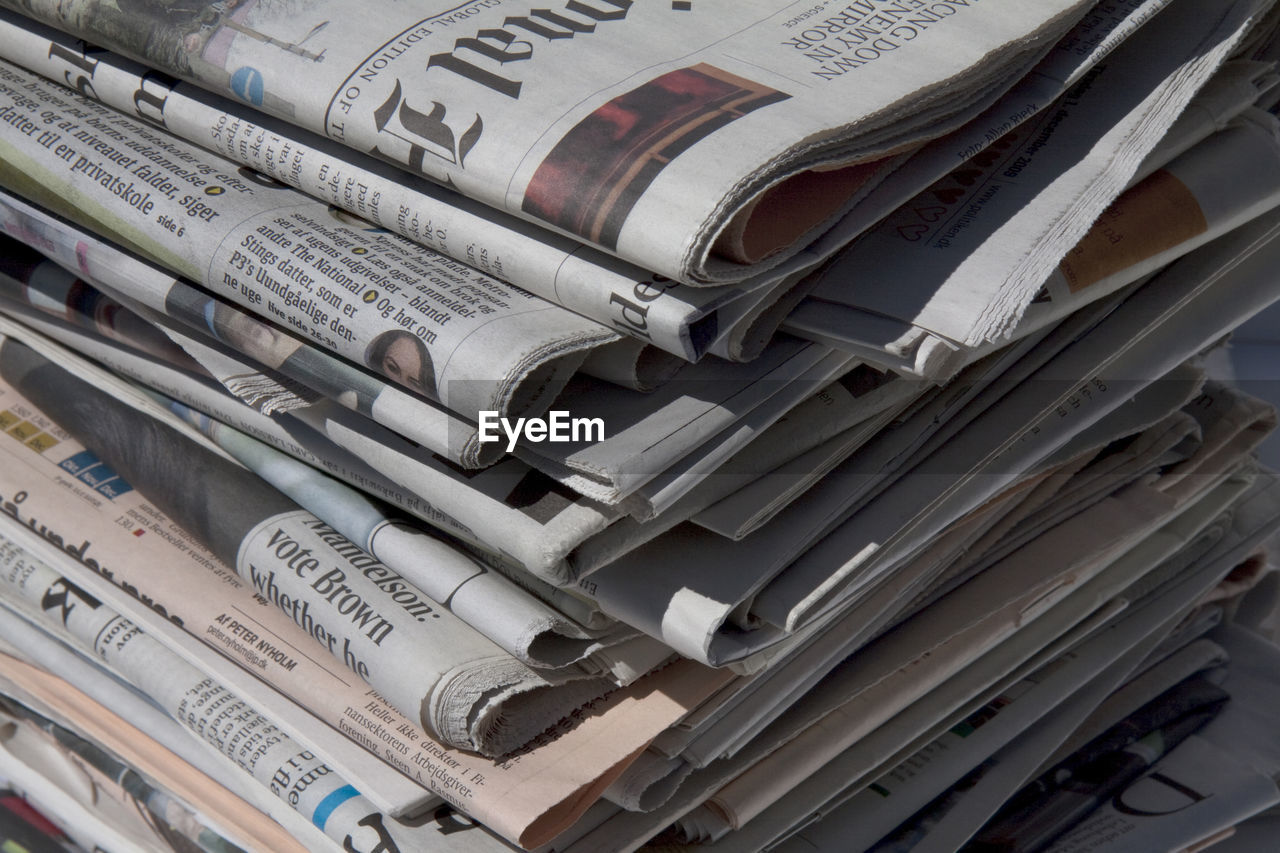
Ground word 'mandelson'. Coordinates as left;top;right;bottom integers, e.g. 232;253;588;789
244;516;442;682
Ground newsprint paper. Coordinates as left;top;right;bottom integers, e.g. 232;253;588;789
0;319;733;847
0;60;626;455
0;0;1096;282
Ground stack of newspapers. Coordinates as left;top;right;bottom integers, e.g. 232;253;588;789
1;0;1280;851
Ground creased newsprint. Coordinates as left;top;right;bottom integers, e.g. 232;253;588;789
0;541;453;853
516;339;850;503
0;666;340;853
0;188;500;466
0;250;622;587
0;222;669;674
0;0;1098;283
163;400;647;674
0;9;744;362
1041;624;1280;853
787;0;1276;373
0;534;653;853
0;60;618;427
0;332;620;757
581;209;1280;666
0;328;732;848
564;472;1280;853
0;605;363;853
0;256;858;612
0;249;621;600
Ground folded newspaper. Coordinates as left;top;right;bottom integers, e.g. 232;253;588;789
0;319;737;846
787;0;1280;375
0;0;1103;283
0;332;621;757
0;1;1217;365
0;59;620;453
0;1;1279;851
0;9;743;362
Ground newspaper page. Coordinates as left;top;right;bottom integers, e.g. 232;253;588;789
514;339;848;503
1043;738;1278;852
0;711;179;853
0;332;624;757
653;510;1051;772
901;370;1218;612
934;407;1206;598
1045;638;1233;771
0;252;909;607
771;542;1239;852
576;288;1200;665
787;0;1277;373
775;0;1185;375
584;206;1280;667
594;348;860;515
1129;59;1280;184
0;261;643;668
479;368;920;587
0;9;751;363
0;60;621;433
0;686;309;853
627;322;1092;653
0;231;634;589
1030;624;1280;853
686;359;1025;541
0;347;453;818
0;535;544;853
601;466;1130;792
0;190;505;467
0;609;357;853
557;471;1280;853
692;472;1211;837
0;344;734;847
767;644;1161;853
159;398;645;673
577;338;685;392
699;474;1272;853
620;485;1115;819
0;123;864;518
686;378;917;539
886;640;1233;853
1005;109;1280;353
0;0;1099;283
752;205;1280;636
561;539;1124;852
625;362;914;522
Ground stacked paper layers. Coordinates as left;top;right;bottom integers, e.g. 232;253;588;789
0;1;1277;852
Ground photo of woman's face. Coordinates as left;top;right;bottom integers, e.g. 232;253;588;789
379;333;428;396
